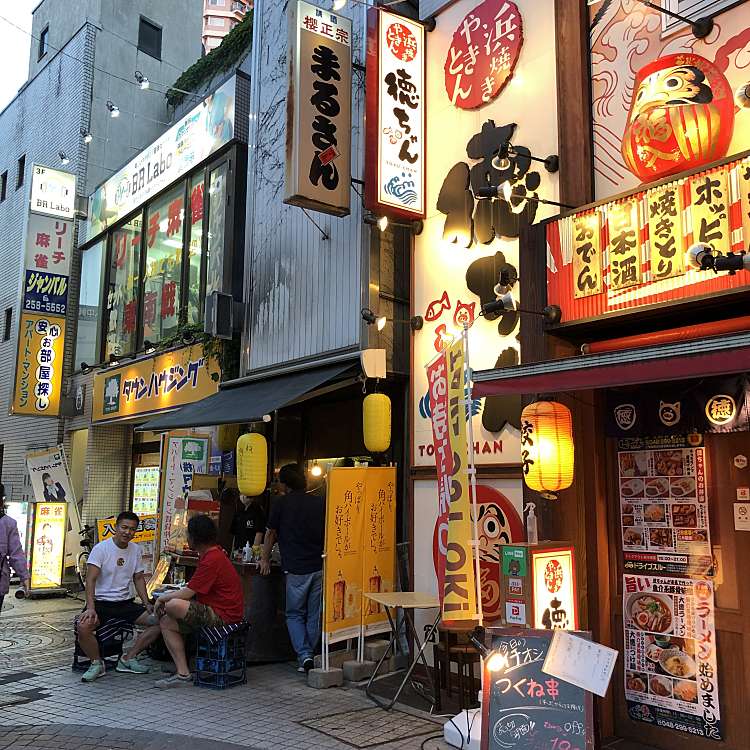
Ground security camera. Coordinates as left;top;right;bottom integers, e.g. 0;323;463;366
686;243;715;271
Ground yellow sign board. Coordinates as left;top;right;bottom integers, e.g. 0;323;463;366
92;344;220;423
30;501;67;589
12;314;65;416
97;514;157;543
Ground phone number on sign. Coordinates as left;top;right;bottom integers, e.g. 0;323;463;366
24;300;66;315
656;719;704;736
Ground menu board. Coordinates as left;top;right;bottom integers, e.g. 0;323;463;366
133;466;160;515
481;629;594;750
618;444;712;576
623;574;721;741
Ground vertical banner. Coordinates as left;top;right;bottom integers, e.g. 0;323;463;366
647;184;684;280
443;340;477;621
12;165;75;417
158;434;209;554
572;212;602;299
29;501;67;589
690;169;730;255
739;160;750;247
607;199;641;290
284;0;352;217
362;466;397;636
324;468;367;642
365;8;425;220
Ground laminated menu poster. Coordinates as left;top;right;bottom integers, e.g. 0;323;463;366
618;441;712;577
481;629;594;750
623;574;721;741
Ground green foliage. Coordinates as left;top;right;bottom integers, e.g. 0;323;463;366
155;323;241;382
167;10;253;107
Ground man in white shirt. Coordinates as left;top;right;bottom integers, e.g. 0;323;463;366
77;511;161;683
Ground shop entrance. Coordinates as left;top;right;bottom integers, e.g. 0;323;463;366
609;431;750;750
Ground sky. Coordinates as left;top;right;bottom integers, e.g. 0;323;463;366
0;1;35;112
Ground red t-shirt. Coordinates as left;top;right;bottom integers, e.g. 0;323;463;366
187;547;244;624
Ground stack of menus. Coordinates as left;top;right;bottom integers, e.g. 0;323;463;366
617;437;721;741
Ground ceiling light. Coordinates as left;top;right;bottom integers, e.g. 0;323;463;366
135;71;150;90
107;100;120;118
58;151;70;165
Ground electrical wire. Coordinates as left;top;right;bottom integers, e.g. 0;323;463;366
420;735;447;750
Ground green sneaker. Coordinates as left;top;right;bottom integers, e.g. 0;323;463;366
153;673;193;689
81;660;106;683
116;656;151;674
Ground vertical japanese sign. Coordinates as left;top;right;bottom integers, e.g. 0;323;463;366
365;9;425;219
443;339;478;621
623;574;721;740
324;468;367;641
531;547;577;631
285;0;352;217
607;200;641;291
158;435;209;554
362;467;397;636
12;164;75;417
690;170;730;255
29;501;67;589
647;185;684;280
739;160;750;246
572;212;602;299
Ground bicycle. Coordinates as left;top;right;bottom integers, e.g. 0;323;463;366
75;524;96;589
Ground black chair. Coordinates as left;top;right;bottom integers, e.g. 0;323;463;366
72;615;133;672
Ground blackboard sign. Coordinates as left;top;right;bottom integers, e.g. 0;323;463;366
481;628;595;750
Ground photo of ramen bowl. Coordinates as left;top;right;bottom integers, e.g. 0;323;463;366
645;642;664;663
627;592;674;633
620;478;645;498
649;675;672;698
626;672;648;693
623;528;644;547
643;504;666;523
645;477;669;498
670;476;696;498
673;680;699;703
660;648;697;679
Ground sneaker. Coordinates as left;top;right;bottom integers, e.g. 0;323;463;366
303;657;314;673
153;673;192;689
81;660;106;683
116;656;151;674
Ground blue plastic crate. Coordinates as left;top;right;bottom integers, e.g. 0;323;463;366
194;666;246;690
195;631;246;661
195;656;245;674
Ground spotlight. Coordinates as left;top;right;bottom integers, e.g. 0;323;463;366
58;151;70;165
135;71;150;90
262;414;272;423
686;243;715;271
468;627;507;672
378;215;388;232
311;462;323;477
107;100;120;118
181;330;196;345
361;307;386;331
108;354;120;367
80;128;93;144
364;213;389;231
80;362;92;374
491;141;559;174
686;243;750;274
332;0;346;8
144;340;156;355
491;142;511;171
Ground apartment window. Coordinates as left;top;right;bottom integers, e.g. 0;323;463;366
138;16;162;60
38;25;49;60
208;0;225;6
3;308;11;342
0;172;7;202
16;155;25;190
208;16;225;27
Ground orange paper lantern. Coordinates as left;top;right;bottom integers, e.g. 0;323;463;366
520;400;574;497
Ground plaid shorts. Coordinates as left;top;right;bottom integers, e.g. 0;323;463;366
178;601;225;635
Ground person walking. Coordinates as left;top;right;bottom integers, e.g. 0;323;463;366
0;485;30;613
260;464;325;673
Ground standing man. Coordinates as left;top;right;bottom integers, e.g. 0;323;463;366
0;486;30;612
77;511;161;683
260;464;325;674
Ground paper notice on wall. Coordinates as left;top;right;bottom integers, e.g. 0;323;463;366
543;630;618;698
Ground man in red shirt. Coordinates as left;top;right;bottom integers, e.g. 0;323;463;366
153;514;243;688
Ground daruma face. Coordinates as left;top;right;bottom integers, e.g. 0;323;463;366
621;53;735;182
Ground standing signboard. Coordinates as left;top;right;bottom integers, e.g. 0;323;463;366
29;501;67;590
365;8;425;220
284;0;352;217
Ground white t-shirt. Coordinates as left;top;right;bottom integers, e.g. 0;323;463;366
86;538;144;602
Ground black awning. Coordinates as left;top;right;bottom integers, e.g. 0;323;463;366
137;361;355;431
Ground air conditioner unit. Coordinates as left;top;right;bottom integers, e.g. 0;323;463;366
204;291;234;340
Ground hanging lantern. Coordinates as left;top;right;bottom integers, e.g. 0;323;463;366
217;424;240;453
520;400;574;498
236;433;267;497
363;393;391;453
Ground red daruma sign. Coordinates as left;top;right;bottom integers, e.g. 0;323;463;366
444;0;523;110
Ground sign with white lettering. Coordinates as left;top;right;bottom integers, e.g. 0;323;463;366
30;165;75;219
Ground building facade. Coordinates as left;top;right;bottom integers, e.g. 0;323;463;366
202;0;252;53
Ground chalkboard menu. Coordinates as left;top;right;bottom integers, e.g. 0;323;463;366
481;628;595;750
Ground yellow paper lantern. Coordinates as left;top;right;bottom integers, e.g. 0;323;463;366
363;393;391;453
520;400;574;497
236;433;267;497
217;424;240;453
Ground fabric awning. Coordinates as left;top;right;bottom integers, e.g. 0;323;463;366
472;332;750;397
137;361;355;431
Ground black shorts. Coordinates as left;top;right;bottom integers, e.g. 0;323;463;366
93;599;146;626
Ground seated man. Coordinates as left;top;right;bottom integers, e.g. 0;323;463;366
154;514;243;689
77;511;161;683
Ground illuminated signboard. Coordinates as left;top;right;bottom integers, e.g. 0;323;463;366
29;164;76;220
30;501;67;589
532;546;577;631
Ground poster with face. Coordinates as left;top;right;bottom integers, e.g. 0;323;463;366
412;0;559;468
26;446;75;506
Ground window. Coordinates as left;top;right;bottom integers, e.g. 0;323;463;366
208;0;225;6
38;25;49;60
661;0;735;34
16;155;25;190
206;163;228;297
0;172;6;202
106;217;142;358
208;16;225;27
138;16;162;60
3;308;11;341
187;174;205;325
75;241;105;368
143;185;184;344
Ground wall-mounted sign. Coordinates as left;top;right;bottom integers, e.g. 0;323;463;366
26;445;75;506
365;8;425;219
532;547;577;631
284;0;352;217
29;165;75;219
11;315;65;416
91;344;220;423
443;0;523;110
547;157;750;325
29;501;67;589
97;514;157;543
86;77;236;239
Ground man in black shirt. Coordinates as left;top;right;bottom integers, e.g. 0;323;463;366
260;464;325;673
230;495;266;552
